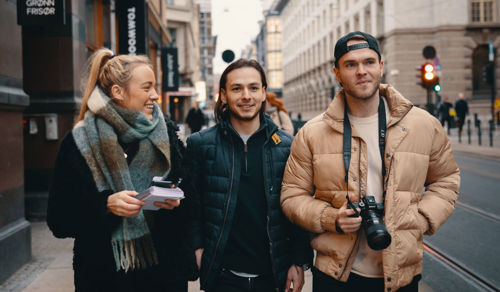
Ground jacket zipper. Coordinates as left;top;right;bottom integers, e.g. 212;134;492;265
204;134;236;285
244;143;248;173
263;131;279;291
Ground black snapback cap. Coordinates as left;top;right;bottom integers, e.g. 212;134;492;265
334;31;381;67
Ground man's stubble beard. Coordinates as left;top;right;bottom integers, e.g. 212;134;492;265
343;75;382;101
227;102;264;121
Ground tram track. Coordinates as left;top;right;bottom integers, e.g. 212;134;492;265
422;197;500;291
423;242;499;292
455;200;500;223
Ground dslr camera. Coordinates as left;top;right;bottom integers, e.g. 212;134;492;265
348;195;391;250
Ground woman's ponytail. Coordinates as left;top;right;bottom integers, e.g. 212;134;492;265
75;49;114;124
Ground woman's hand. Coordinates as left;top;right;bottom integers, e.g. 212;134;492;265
107;190;143;217
153;199;181;210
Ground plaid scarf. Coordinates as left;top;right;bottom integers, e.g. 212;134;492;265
73;86;170;272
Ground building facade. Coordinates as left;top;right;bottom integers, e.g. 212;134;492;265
196;0;216;106
276;0;500;120
0;0;30;284
241;42;258;60
166;0;201;122
255;10;284;96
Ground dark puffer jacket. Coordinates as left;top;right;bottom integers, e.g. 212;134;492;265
185;114;313;292
47;120;198;291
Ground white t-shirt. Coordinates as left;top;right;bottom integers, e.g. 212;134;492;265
348;98;391;278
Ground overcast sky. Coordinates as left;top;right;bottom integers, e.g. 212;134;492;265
212;0;273;73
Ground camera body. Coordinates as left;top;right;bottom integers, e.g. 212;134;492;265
348;195;391;250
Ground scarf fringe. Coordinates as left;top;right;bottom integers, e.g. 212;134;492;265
112;233;159;272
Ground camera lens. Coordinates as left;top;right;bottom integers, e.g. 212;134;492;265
363;211;392;250
366;227;391;250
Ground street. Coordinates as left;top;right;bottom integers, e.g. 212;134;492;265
1;150;499;292
421;152;500;292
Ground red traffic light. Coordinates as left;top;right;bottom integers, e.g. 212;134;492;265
420;63;438;89
423;63;436;81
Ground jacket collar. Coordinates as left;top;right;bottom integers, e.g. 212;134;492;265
322;84;413;133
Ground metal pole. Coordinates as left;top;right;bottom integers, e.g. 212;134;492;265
489;120;494;147
478;120;482;146
491;64;496;125
467;120;471;144
427;88;433;116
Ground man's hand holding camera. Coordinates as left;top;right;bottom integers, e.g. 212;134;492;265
335;194;362;234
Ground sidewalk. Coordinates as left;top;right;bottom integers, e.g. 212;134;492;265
447;125;500;159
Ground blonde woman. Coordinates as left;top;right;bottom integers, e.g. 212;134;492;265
265;92;294;135
47;49;197;291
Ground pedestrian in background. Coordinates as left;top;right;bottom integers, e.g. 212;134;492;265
185;102;206;134
280;31;460;292
185;59;312;292
266;92;294;135
455;92;469;135
47;49;197;292
438;98;454;132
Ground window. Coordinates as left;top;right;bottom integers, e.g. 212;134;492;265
471;0;495;23
168;28;177;47
365;6;372;34
85;0;111;53
330;3;334;23
166;0;174;5
473;45;494;99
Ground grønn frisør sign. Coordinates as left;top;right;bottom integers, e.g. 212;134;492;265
17;0;66;26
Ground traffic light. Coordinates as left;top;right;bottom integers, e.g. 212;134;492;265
483;63;494;85
433;83;441;92
421;63;439;89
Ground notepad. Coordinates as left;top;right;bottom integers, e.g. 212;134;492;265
135;186;185;211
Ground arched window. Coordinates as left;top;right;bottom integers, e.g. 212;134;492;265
472;45;493;99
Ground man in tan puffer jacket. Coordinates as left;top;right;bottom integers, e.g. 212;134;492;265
281;31;460;292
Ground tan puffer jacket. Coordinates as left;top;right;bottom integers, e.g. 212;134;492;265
281;84;460;291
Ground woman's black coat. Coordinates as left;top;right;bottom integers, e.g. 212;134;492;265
47;120;197;291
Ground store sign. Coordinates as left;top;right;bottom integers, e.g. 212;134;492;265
162;48;179;92
116;0;147;55
17;0;66;25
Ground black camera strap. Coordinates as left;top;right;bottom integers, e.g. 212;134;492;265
343;96;387;215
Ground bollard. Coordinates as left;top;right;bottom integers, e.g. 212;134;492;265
458;122;462;143
477;119;482;146
489;120;494;147
467;120;471;144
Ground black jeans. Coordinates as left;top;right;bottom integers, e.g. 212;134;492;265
209;269;276;292
312;266;420;292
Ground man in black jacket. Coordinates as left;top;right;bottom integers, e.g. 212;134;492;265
185;59;312;292
185;102;205;134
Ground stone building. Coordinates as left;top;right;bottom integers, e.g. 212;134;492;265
255;10;284;96
196;0;217;104
275;0;500;120
166;0;201;122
